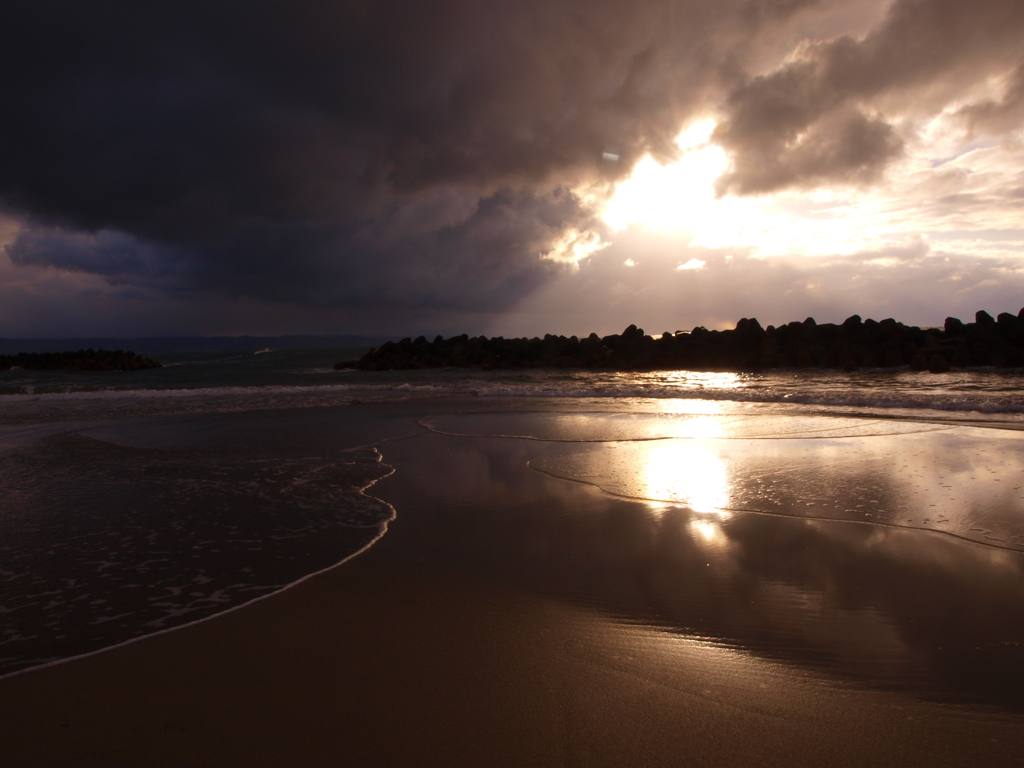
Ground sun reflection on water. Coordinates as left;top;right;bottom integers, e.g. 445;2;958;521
689;517;725;543
658;371;745;390
640;439;732;515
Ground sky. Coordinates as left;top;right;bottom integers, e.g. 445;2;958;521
1;0;1022;339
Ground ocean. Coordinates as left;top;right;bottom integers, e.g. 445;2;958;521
2;348;1023;709
3;346;1023;423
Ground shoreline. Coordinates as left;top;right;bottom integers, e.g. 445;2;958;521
3;400;1024;764
3;486;1022;766
0;449;398;684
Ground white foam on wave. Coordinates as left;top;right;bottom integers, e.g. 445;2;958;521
0;448;397;684
0;380;471;401
2;369;1022;422
471;384;1024;416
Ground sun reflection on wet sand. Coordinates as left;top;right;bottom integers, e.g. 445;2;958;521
525;414;1024;551
377;420;1024;712
639;439;731;514
425;409;1024;549
688;517;726;545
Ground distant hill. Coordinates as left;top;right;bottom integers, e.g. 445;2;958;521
0;335;389;355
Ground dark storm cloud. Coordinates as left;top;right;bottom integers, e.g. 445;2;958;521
0;0;838;314
6;186;594;313
6;228;184;282
715;0;1024;195
1;0;1021;324
0;0;742;236
959;63;1024;135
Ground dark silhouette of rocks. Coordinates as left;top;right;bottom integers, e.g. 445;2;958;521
0;349;163;372
341;308;1024;373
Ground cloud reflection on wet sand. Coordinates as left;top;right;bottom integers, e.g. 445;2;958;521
382;409;1024;708
426;410;1024;550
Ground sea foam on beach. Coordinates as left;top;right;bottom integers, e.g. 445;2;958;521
0;429;394;678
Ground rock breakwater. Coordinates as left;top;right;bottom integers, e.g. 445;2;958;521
0;349;163;372
341;309;1024;372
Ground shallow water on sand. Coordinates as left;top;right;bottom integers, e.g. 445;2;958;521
2;396;1024;716
425;410;1024;550
373;419;1024;710
0;409;411;676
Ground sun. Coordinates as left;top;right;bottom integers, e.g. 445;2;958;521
601;120;733;234
596;118;885;258
578;117;890;265
587;106;1015;268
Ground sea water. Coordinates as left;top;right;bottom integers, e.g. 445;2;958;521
1;348;1023;701
2;347;1024;423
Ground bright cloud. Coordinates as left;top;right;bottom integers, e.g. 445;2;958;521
596;109;1024;267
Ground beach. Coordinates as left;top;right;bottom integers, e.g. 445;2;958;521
2;509;1023;768
2;361;1024;765
6;0;1024;760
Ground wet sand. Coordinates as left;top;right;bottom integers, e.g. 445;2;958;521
2;523;1023;767
2;402;1024;765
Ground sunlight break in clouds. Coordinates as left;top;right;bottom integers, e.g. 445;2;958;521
602;120;730;235
3;0;1024;338
542;226;608;265
598;108;1024;266
596;119;869;256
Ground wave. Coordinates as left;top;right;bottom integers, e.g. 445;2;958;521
470;383;1024;416
0;438;395;679
2;371;1022;423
